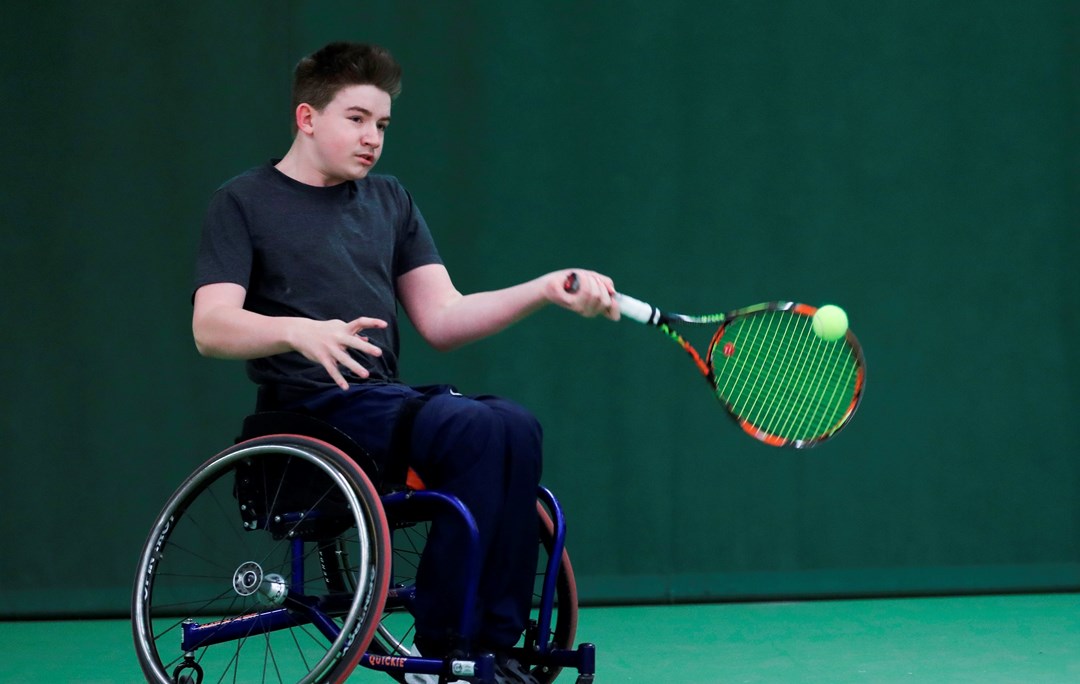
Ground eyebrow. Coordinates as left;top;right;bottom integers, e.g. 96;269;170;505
345;106;391;123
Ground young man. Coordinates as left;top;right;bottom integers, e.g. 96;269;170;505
192;42;617;683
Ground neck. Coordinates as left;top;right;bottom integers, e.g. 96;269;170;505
275;142;342;187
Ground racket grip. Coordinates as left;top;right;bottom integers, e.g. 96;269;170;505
614;293;656;325
563;272;656;324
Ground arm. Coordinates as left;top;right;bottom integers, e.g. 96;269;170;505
192;282;387;390
397;264;618;352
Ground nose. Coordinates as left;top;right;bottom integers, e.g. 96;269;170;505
361;123;382;148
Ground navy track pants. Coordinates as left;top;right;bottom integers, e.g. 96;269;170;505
275;382;543;653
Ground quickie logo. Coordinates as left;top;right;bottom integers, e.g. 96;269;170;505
368;655;407;668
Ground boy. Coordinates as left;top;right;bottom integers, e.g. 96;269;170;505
192;42;618;683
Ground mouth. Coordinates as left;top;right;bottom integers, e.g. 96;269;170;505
357;153;375;166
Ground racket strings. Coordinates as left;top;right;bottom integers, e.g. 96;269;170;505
712;311;859;443
761;315;850;437
750;323;854;437
748;322;855;439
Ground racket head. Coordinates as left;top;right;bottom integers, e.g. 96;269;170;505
705;302;865;448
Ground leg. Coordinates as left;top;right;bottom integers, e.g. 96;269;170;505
405;394;543;654
278;385;544;656
371;496;580;684
471;397;544;651
407;393;519;654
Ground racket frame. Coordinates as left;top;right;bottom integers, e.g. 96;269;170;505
618;294;865;448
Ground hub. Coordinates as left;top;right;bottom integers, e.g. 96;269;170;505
231;561;288;606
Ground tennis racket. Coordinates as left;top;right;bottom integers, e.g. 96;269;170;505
565;273;865;448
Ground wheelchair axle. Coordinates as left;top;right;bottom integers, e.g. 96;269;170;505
231;561;288;606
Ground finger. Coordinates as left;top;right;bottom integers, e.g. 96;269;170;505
591;283;617;319
559;269;617;317
341;335;384;357
605;296;621;321
581;273;612;315
330;348;372;383
347;316;388;333
598;273;616;295
323;360;352;390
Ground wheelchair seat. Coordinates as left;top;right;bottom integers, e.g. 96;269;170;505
239;411;405;490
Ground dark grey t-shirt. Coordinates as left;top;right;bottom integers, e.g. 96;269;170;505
194;162;443;388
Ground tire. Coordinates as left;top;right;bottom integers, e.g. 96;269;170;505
132;436;391;684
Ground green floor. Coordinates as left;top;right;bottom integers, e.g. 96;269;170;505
3;593;1078;683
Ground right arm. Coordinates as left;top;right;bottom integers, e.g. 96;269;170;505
192;282;387;390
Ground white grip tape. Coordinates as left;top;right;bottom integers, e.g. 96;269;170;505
615;293;656;324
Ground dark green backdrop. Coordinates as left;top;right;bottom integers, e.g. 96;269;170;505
2;1;1077;617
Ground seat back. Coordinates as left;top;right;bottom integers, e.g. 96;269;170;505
232;448;355;540
238;411;408;491
233;411;412;540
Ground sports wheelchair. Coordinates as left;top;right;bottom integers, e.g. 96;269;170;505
132;411;596;683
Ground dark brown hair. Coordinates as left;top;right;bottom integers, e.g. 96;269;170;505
291;42;402;114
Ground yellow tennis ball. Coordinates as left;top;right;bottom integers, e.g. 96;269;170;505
812;304;848;341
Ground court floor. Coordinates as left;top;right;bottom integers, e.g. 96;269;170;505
2;593;1078;682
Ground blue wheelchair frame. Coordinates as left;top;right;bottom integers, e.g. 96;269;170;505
151;414;596;684
361;486;595;682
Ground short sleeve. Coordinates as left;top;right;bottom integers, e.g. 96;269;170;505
193;187;254;298
392;183;443;277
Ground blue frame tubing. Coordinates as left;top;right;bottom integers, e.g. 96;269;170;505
363;488;492;681
133;410;597;683
362;484;596;683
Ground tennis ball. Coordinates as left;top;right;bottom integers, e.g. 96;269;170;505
812;304;848;341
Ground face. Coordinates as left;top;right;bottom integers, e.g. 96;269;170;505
302;84;392;185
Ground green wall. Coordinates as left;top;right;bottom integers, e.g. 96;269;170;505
2;0;1077;617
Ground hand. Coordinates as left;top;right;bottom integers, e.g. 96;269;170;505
287;316;388;390
552;270;620;321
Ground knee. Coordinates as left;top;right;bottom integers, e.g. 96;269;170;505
489;400;544;476
489;399;544;446
411;396;543;479
440;399;505;445
412;397;504;470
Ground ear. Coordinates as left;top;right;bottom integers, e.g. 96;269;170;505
294;103;316;135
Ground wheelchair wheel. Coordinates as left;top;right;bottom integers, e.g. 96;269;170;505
529;500;579;683
132;435;391;684
369;500;578;683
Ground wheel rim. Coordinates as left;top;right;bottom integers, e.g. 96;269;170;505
133;442;386;684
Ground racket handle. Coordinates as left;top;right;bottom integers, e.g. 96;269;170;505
614;293;657;325
563;272;657;325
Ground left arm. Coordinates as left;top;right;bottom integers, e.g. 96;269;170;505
398;264;618;352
